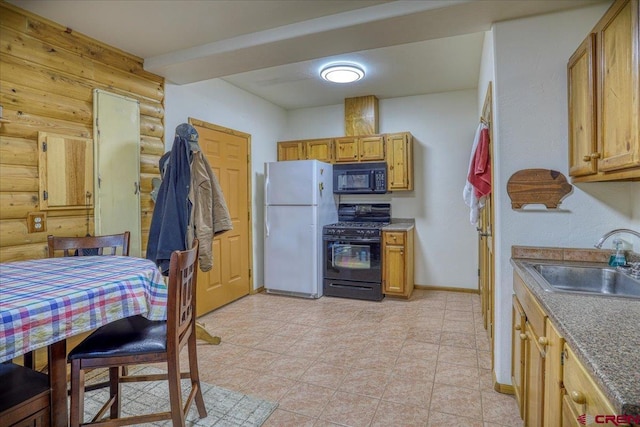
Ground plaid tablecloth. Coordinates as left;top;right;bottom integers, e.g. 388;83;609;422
0;256;167;363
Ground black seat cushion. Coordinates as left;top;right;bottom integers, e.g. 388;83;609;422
68;315;167;361
0;363;50;412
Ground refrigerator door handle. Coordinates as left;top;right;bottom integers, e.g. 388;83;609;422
264;175;270;237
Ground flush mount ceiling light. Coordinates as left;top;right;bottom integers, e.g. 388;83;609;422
320;64;365;83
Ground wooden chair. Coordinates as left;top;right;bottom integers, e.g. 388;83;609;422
0;362;51;427
23;232;132;372
67;240;207;427
47;231;130;257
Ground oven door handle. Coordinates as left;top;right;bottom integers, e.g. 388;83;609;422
323;237;380;243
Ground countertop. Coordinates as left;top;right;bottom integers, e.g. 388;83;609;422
511;247;640;416
382;219;415;231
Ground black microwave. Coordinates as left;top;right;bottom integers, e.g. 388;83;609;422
333;162;387;194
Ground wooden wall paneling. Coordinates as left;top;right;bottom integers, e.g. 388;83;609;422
0;136;38;165
0;164;38;192
0;1;164;262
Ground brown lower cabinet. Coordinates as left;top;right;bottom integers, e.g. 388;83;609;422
512;270;623;426
382;228;414;298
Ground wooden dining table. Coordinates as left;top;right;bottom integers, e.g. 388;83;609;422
0;256;167;427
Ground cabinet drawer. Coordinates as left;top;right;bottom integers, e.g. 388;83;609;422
384;232;405;245
563;344;618;422
513;273;546;338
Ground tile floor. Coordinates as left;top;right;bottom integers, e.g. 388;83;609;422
192;289;523;427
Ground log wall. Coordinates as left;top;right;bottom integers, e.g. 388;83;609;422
0;2;164;262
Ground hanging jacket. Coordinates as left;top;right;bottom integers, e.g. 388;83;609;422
146;135;191;275
186;150;233;272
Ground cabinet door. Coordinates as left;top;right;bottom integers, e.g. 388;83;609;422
334;137;359;162
525;322;545;427
568;34;598;177
544;320;564;427
38;132;93;210
597;0;640;172
383;244;405;295
305;139;332;162
277;141;304;161
511;296;526;418
385;132;413;191
359;136;384;161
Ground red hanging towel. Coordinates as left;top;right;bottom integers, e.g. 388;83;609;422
468;126;491;198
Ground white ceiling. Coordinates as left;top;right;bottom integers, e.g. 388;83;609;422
11;0;606;109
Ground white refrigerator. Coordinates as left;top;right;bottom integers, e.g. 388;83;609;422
264;160;338;298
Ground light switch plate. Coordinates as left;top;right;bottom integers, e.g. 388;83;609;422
27;212;47;233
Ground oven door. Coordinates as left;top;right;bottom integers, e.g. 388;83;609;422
323;236;381;283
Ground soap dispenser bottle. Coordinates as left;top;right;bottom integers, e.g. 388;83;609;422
608;238;627;267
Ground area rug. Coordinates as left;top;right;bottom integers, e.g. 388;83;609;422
77;366;277;426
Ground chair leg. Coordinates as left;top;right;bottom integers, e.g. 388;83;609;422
188;331;207;418
167;353;186;426
109;366;121;420
69;359;85;427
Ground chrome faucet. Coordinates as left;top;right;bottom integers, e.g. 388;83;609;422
594;228;640;249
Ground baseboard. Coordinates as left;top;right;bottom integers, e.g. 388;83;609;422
251;286;265;295
414;284;480;294
493;371;515;395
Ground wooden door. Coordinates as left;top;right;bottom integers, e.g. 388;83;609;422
383;244;405;295
385;132;413;191
568;34;598;177
478;84;495;366
543;320;564;427
334;137;359;162
525;322;545;427
305;139;333;162
191;120;252;315
93;89;141;256
512;296;526;418
597;0;640;172
359;136;385;161
277;141;304;161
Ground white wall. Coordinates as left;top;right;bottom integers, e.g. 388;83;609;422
284;90;480;290
165;79;287;290
490;2;640;386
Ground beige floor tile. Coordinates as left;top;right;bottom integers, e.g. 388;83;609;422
406;327;441;344
481;390;524;426
278;382;335;418
231;348;280;371
429;383;482;419
441;319;476;334
399;340;440;361
434;362;480;389
382;374;433;407
300;361;349;389
439;331;476;349
428;410;483;426
208;364;260;392
252;333;300;354
478;350;492;370
370;400;430;427
479;368;495;391
437;345;478;367
240;373;296;402
338;367;391;398
262;409;316;427
267;354;315;379
319;391;380;427
444;310;475;322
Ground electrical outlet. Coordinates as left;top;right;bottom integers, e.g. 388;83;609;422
27;212;47;233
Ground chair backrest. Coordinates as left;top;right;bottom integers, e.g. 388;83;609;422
166;240;199;351
47;232;131;257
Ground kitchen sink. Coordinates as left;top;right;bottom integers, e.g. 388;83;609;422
528;264;640;299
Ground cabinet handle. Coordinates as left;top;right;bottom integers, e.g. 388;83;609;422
570;390;586;404
392;236;397;240
514;324;521;331
583;155;592;162
590;152;601;159
538;336;548;346
519;333;527;340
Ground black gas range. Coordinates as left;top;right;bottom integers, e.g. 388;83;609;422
322;204;390;301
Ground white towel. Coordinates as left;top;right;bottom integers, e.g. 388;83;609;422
463;122;488;225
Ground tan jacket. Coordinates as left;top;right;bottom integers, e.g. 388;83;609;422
187;150;233;271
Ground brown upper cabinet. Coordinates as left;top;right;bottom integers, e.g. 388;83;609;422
277;131;414;191
334;135;384;162
567;0;640;182
38;132;94;210
385;132;414;191
277;138;333;162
